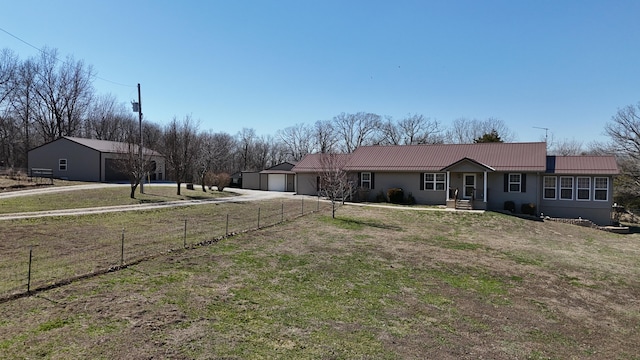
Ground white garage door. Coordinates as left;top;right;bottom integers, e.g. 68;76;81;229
268;174;286;191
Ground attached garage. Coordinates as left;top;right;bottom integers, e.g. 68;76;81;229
267;174;286;191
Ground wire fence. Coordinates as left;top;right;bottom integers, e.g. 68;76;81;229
0;196;334;302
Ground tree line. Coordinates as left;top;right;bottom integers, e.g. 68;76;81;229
4;47;640;205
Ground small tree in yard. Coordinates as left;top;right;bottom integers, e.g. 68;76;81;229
317;153;352;218
112;140;154;199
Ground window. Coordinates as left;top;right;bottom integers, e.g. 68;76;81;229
424;173;445;191
509;173;521;192
594;177;609;201
543;176;557;199
59;159;67;171
577;177;591;200
560;176;573;200
360;172;371;189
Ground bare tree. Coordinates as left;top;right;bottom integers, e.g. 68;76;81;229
278;123;314;161
317;153;353;218
604;102;640;204
313;119;338;153
445;117;515;144
0;48;18;108
85;94;135;141
379;114;442;145
236;127;257;171
9;57;39;166
548;136;584;155
333;112;381;153
33;48;94;141
162;115;200;195
112;137;155;199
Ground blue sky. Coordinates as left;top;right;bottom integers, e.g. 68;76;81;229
2;0;639;144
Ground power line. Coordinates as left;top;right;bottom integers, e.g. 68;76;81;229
0;26;135;88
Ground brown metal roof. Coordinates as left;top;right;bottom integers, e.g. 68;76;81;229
65;136;163;156
546;156;619;175
343;142;548;172
292;153;351;173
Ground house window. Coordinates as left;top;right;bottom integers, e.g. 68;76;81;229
543;176;556;200
424;173;446;191
360;172;371;189
577;177;591;201
509;173;521;192
594;177;609;201
59;159;67;171
560;176;573;200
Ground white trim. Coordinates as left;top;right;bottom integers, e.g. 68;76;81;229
543;176;557;200
576;176;591;201
463;173;475;199
559;176;573;200
594;177;609;202
59;158;67;171
424;172;445;191
483;171;487;202
508;173;522;192
360;172;371;189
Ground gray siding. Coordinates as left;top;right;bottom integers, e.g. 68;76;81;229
242;172;261;190
28;138;100;181
296;173;319;196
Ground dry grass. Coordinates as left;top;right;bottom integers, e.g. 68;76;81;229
0;203;638;359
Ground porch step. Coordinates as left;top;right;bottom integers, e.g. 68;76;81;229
455;200;473;210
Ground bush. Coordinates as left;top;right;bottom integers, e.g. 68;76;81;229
215;172;231;191
521;203;536;216
504;201;515;213
406;192;416;205
387;188;404;204
375;190;387;203
203;170;216;190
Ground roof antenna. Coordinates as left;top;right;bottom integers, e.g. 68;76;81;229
533;126;549;143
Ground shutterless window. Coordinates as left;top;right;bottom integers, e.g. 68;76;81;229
594;177;609;201
361;172;371;189
543;176;557;199
560;176;573;200
577;177;591;200
59;159;67;171
509;173;521;192
424;173;445;190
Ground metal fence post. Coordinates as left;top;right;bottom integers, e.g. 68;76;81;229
226;214;229;236
27;246;33;293
183;219;187;248
257;207;261;229
301;197;304;215
281;202;284;223
121;228;125;266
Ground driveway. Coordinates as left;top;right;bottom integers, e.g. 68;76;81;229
0;183;314;221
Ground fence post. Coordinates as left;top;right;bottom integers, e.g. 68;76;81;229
27;246;33;293
183;219;187;248
281;202;284;223
226;214;229;236
301;197;304;215
257;207;261;229
317;195;320;211
121;228;125;266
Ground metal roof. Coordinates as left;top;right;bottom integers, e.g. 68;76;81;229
343;142;548;172
65;136;163;156
292;153;351;173
546;156;619;175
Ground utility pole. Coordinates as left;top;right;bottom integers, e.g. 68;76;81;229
132;84;145;193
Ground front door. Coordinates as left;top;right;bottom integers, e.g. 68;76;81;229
463;174;476;199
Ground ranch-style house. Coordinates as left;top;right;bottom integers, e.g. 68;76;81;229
292;142;619;226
